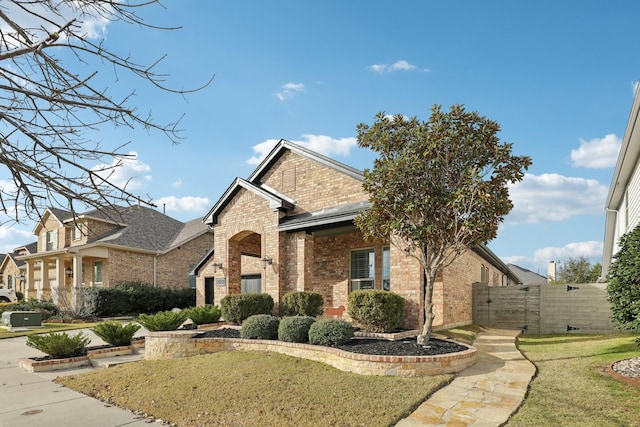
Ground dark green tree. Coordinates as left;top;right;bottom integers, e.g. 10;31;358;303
607;224;640;331
355;104;531;344
555;256;602;283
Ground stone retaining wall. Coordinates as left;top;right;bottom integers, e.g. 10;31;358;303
145;331;477;377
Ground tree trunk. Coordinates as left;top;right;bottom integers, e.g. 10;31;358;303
416;270;436;345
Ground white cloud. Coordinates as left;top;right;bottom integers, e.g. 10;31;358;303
92;151;152;191
570;134;621;168
246;135;358;165
368;60;429;74
505;173;608;224
276;83;305;101
0;225;35;253
172;178;183;188
532;241;603;265
155;196;211;214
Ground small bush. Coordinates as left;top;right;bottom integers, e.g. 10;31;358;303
26;331;91;358
136;310;188;331
185;305;222;325
91;321;141;347
281;291;324;317
278;316;316;343
220;293;274;324
15;291;24;301
347;290;404;333
308;319;354;347
241;314;280;340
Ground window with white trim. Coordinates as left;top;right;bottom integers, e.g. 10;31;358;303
350;249;375;292
46;230;58;251
73;223;83;241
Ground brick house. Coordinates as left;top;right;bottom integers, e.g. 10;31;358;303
195;140;520;329
17;205;212;306
0;242;37;295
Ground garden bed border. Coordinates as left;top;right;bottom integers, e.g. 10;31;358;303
144;330;477;377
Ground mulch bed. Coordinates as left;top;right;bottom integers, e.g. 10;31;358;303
198;328;468;356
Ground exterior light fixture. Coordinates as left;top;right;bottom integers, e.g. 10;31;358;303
65;267;73;278
260;257;272;269
212;262;223;273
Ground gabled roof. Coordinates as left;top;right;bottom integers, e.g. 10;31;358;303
248;139;363;183
279;201;371;232
203;140;364;226
508;264;547;285
89;205;210;253
203;178;296;225
191;248;215;276
25;205;211;257
473;245;522;285
33;207;73;234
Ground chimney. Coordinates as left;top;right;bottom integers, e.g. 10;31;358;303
547;261;556;282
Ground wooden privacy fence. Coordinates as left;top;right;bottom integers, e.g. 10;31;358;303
472;282;617;334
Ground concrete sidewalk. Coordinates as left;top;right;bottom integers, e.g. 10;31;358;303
396;328;536;426
0;329;150;427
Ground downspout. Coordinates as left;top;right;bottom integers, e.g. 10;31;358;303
154;252;160;288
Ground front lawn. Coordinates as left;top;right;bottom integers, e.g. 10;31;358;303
57;351;452;426
507;333;640;427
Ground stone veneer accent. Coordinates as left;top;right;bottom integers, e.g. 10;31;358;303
145;331;477;377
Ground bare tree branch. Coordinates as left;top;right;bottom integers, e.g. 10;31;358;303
0;0;213;224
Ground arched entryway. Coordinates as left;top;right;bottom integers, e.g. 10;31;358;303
227;230;267;295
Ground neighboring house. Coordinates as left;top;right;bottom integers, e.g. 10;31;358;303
17;205;213;306
508;264;548;286
603;84;640;278
0;242;38;294
196;140;520;330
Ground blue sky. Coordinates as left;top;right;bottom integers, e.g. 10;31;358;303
1;1;639;276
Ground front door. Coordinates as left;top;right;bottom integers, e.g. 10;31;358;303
204;277;214;305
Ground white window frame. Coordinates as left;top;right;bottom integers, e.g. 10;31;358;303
94;261;103;286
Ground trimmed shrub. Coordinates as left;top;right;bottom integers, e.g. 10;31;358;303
220;293;274;325
281;291;324;317
607;223;640;331
185;305;222;325
15;291;24;301
241;314;280;340
308;319;354;346
91;321;141;347
278;316;316;343
26;331;90;358
136;310;188;331
347;290;404;333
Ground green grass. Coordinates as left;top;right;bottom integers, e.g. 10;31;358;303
57;351;452;427
507;333;640;427
0;322;99;339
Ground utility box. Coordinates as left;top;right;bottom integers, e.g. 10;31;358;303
1;311;42;328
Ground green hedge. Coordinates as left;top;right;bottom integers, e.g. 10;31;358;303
86;282;196;317
0;299;59;320
347;290;404;332
281;291;324;317
184;305;221;325
220;293;274;325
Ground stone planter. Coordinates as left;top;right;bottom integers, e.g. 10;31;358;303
19;342;144;373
